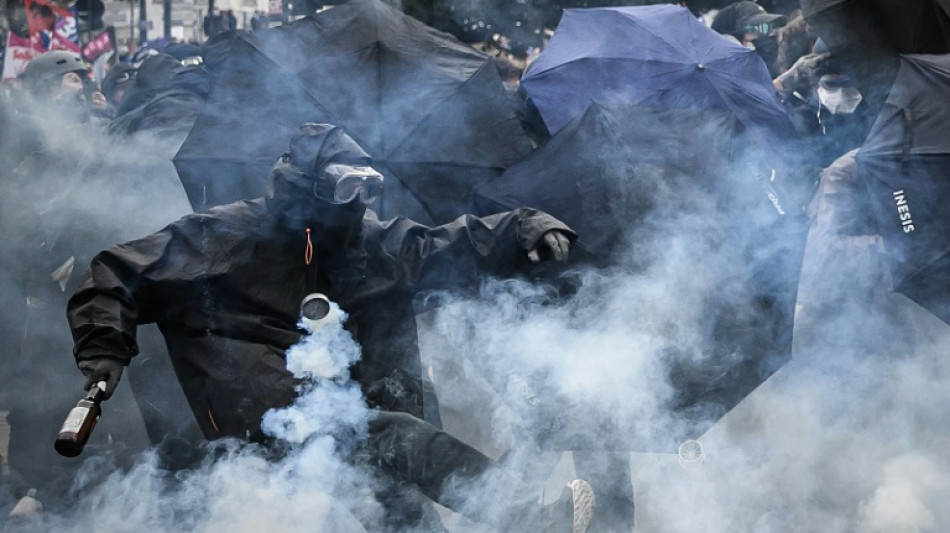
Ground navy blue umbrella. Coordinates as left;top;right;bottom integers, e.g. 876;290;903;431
520;4;795;141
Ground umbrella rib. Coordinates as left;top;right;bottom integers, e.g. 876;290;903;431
384;63;517;164
895;243;950;294
705;54;774;85
534;56;700;76
620;8;745;64
532;56;699;109
225;33;339;124
530;54;690;77
615;12;696;62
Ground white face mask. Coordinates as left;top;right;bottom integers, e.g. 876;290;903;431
817;84;863;115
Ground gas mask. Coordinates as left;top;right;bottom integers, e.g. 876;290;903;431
312;163;384;206
817;75;863;115
268;123;381;232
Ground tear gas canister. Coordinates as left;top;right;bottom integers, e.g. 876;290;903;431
301;293;331;321
54;381;106;457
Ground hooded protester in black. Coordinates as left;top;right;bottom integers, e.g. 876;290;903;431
66;123;590;531
68;122;574;440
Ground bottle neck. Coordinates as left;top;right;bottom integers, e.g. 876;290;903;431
85;381;107;402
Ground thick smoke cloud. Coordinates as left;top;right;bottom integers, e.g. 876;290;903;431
420;189;950;532
4;4;950;533
420;144;950;532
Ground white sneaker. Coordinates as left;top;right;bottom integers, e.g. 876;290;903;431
539;479;596;533
566;479;596;533
7;488;43;522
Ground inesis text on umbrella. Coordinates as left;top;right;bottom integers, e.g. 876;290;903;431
893;190;915;233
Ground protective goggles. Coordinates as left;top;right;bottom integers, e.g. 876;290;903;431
741;22;771;36
313;163;385;205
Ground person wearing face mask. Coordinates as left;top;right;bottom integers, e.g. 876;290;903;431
65;123;596;532
812;69;875;167
711;1;788;77
775;38;875;167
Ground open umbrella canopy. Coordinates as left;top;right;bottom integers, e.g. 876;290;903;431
174;0;532;223
856;54;950;324
475;103;807;450
519;4;795;141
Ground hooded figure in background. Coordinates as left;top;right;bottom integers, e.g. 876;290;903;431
67;123;594;531
106;53;211;137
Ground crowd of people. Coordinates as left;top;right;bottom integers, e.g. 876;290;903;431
0;0;924;531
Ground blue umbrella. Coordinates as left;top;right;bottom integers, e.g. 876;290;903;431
521;4;795;140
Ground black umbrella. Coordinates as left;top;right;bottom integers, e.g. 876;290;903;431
475;103;808;451
174;0;532;224
856;54;950;324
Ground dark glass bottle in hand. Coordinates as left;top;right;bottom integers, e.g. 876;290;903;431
54;381;106;458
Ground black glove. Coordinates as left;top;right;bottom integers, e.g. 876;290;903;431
77;356;126;400
528;230;572;263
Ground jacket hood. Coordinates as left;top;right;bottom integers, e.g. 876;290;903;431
287;122;372;179
265;124;373;232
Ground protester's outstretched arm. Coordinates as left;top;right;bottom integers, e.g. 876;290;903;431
370;208;576;292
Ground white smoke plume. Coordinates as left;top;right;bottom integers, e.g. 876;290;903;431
7;302;380;533
417;149;950;532
7;110;950;532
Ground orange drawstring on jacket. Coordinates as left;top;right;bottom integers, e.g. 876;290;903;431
305;227;313;266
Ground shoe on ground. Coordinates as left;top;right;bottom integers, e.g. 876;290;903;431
7;488;43;522
538;479;596;533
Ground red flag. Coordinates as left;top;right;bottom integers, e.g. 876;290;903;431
82;29;113;61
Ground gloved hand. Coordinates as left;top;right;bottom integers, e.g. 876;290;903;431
774;52;831;94
77;356;126;400
528;230;572;263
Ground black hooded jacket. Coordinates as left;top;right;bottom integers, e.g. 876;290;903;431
67;125;574;440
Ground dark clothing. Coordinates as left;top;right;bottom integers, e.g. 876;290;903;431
67;198;572;440
108;54;211;137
